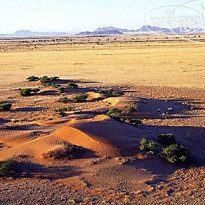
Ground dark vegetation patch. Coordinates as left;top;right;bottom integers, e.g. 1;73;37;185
97;89;124;97
67;82;78;89
42;145;86;160
58;96;69;103
73;93;88;102
0;103;12;111
138;135;190;164
0;159;16;177
20;88;40;96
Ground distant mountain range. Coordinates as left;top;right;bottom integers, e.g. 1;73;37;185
77;26;137;36
77;25;205;36
136;25;204;34
0;26;204;37
0;30;69;37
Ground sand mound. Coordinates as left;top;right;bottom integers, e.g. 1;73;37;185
34;119;68;126
103;97;120;106
0;115;141;161
86;92;105;101
63;115;140;156
103;96;138;108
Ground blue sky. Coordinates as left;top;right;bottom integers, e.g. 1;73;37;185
0;0;202;33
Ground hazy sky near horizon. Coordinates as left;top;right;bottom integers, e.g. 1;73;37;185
0;0;202;33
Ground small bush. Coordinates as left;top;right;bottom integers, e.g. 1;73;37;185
67;82;78;89
51;83;61;88
26;76;39;82
20;88;40;96
106;108;122;116
73;93;88;102
0;103;12;111
40;76;59;84
112;91;124;97
59;96;69;103
40;76;51;84
161;144;190;164
42;145;85;160
106;108;126;122
139;138;158;154
0;159;16;177
58;87;65;93
159;133;176;145
54;107;72;114
127;104;138;113
20;88;32;96
32;88;40;94
98;89;113;95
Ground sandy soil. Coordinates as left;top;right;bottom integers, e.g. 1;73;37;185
0;38;205;204
0;36;205;88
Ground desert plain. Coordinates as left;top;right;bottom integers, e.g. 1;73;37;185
0;35;205;204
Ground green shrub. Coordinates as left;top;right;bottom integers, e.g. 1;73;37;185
26;76;39;82
127;104;138;113
159;133;176;145
59;96;69;103
42;145;85;160
112;91;124;97
0;103;12;111
139;138;158;154
20;88;40;96
54;107;72;114
161;144;190;164
106;108;126;122
51;83;61;88
106;108;122;115
20;88;32;96
0;159;16;177
40;76;51;84
40;76;59;84
58;87;65;93
98;89;113;95
67;82;78;89
32;88;40;94
73;93;88;102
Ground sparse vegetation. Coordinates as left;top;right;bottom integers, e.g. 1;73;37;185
58;87;65;93
26;76;39;82
159;133;176;145
106;108;122;116
54;107;72;114
73;93;88;102
32;88;40;94
20;88;32;96
161;144;190;164
0;103;12;111
97;89;124;97
139;138;158;155
40;76;59;84
0;159;16;177
20;88;40;96
42;145;85;160
51;83;61;88
97;89;113;95
58;96;69;103
67;82;78;89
